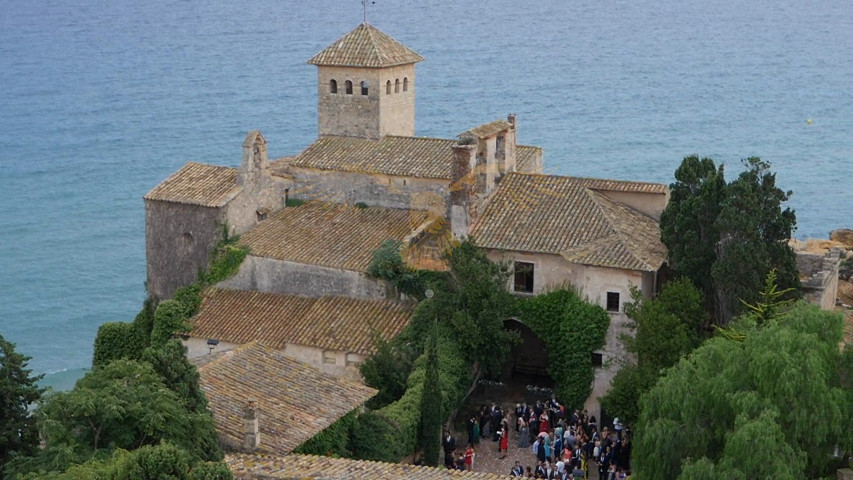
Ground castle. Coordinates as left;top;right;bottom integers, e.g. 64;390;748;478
144;22;670;434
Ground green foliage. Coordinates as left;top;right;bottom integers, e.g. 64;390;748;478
417;325;442;466
366;239;428;298
141;340;209;413
601;279;706;425
352;335;469;462
150;300;192;348
121;443;191;480
0;335;44;476
661;155;799;325
187;461;233;480
417;238;518;376
33;359;220;473
293;411;357;457
632;303;847;479
132;298;157;343
200;241;249;288
517;288;609;409
285;198;304;207
91;322;147;368
359;334;417;409
355;202;368;209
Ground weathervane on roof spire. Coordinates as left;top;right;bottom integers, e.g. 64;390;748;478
362;0;375;23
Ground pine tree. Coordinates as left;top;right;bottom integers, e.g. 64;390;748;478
0;334;43;476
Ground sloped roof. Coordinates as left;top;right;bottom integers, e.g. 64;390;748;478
238;201;432;272
198;343;376;456
227;453;514;479
190;288;413;355
144;162;241;207
471;173;667;271
461;120;513;139
289;135;457;179
516;145;542;174
308;23;424;68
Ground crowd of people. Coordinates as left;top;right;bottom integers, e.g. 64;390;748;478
442;396;632;479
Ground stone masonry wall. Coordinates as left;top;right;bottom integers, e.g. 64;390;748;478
145;200;226;300
218;255;390;300
796;249;842;311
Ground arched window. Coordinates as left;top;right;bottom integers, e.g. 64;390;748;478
386;80;392;95
345;80;353;94
394;79;400;93
329;79;337;94
360;80;369;95
403;77;409;92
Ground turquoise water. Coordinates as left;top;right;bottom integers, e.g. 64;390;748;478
1;0;851;387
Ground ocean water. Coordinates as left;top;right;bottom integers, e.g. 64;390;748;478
1;0;851;387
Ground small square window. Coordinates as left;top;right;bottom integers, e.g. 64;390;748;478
606;292;620;312
591;352;603;367
323;350;336;365
514;261;534;293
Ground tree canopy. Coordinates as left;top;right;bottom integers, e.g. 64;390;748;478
0;335;43;477
631;303;849;479
600;278;706;425
660;156;799;324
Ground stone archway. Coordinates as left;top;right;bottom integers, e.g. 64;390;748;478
502;318;551;386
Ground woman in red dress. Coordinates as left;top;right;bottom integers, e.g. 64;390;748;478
499;427;509;459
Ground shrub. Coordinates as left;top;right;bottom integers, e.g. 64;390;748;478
92;322;146;368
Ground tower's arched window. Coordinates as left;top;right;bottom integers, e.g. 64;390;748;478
345;80;353;94
361;80;369;96
403;77;409;92
395;79;400;93
386;80;392;95
330;79;337;94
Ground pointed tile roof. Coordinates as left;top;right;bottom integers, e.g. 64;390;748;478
471;173;667;271
308;23;423;68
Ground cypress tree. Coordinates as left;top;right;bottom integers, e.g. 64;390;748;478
418;322;442;467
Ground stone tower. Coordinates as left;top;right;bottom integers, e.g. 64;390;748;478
308;23;423;140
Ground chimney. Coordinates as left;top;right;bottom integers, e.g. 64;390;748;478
243;399;260;450
448;141;477;238
238;130;268;187
503;114;517;174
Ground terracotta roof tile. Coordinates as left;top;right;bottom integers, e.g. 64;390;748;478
289;135;457;179
144;162;241;207
308;23;423;68
516;145;542;174
461;120;513;139
190;288;413;355
471;173;667;271
227;453;514;479
198;343;376;456
238;201;432;272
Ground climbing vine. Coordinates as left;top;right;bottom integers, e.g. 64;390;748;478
517;288;609;409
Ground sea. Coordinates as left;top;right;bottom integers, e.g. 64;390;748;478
1;0;851;391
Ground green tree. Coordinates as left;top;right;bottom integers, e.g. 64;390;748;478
631;304;848;479
0;335;43;476
659;155;726;315
417;324;442;467
33;359;220;473
359;334;416;409
408;238;518;377
660;156;799;325
601;278;706;425
141;339;208;413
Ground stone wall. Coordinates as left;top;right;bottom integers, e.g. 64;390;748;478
316;64;415;139
218;255;390;300
284;167;447;216
796;249;842;311
145;200;226;300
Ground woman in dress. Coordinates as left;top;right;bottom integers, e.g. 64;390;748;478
499;427;509;459
519;419;530;448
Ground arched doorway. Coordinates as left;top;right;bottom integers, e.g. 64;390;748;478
502;319;551;389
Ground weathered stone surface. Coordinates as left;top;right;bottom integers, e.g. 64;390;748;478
830;228;853;247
